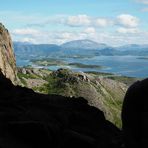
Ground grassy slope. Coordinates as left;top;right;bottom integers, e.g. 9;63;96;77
18;68;139;128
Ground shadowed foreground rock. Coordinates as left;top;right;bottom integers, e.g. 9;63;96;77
0;72;122;148
122;78;148;148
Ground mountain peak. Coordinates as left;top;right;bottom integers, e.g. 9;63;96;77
61;39;108;50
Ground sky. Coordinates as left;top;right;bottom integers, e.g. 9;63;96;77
0;0;148;46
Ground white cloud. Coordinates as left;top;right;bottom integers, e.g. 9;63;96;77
137;0;148;4
19;14;139;29
117;14;139;27
64;14;139;28
11;28;148;46
24;16;111;30
12;28;40;36
66;15;91;26
9;13;146;46
20;37;37;43
117;27;139;33
84;27;96;34
65;15;112;27
60;32;72;39
95;18;110;27
141;7;148;11
55;32;88;44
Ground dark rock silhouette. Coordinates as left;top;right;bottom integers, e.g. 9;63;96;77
0;72;122;148
122;78;148;148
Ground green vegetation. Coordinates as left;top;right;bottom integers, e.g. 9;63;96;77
31;58;104;70
17;73;27;86
17;67;136;128
68;63;103;69
18;72;37;79
107;76;139;86
43;69;80;96
86;71;114;76
32;84;48;94
31;58;66;66
60;55;93;59
137;57;148;60
44;76;65;94
86;71;139;86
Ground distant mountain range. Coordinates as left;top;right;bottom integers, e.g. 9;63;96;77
13;39;148;59
13;42;61;59
116;44;148;51
61;39;109;50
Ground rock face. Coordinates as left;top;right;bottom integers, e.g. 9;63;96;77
0;72;122;148
0;23;18;84
44;68;127;127
122;78;148;148
18;67;137;128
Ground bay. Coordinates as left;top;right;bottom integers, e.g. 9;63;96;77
16;56;148;78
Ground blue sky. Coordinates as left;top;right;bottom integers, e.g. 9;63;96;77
0;0;148;45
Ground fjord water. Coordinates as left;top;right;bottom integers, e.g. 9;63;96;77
84;56;148;78
16;55;148;78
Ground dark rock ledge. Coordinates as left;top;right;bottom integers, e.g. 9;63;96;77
0;72;122;148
